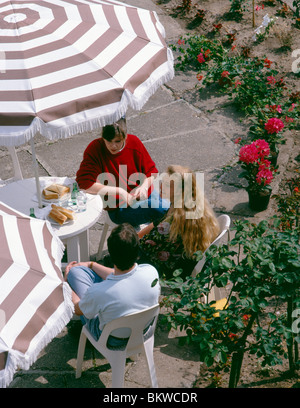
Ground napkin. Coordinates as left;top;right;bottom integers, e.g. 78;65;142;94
34;204;52;219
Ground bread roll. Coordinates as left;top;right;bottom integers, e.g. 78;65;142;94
51;204;75;220
49;208;67;225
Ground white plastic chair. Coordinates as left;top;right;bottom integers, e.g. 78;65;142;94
0;146;23;187
192;214;231;301
96;211;118;260
76;304;160;388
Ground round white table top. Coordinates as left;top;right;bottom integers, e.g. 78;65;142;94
0;177;103;239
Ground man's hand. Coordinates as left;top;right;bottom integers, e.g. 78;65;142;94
64;261;78;281
131;185;148;201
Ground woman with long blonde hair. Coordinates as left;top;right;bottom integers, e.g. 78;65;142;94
138;165;220;278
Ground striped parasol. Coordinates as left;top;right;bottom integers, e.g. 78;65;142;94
0;202;73;388
0;0;174;145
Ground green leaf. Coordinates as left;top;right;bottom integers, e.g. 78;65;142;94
247;255;253;269
217;350;228;364
257;299;268;308
222;258;233;268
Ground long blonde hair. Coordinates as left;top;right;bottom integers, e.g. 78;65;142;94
164;165;220;257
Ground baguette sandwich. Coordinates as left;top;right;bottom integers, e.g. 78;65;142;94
48;208;67;225
42;183;70;200
48;204;75;225
51;204;75;220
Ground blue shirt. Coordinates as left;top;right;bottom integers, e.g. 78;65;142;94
79;263;160;337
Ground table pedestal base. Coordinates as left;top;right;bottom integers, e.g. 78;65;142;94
62;229;89;265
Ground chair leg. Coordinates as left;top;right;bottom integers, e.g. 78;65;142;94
143;337;158;388
96;222;109;261
76;331;87;379
110;356;126;388
129;354;139;361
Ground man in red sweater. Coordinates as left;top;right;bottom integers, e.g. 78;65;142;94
76;117;169;227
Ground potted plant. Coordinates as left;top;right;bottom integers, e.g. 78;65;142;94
238;139;275;211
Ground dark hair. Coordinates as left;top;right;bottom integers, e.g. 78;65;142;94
102;117;127;142
107;223;139;270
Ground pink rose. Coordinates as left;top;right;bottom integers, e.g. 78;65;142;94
157;251;170;262
197;53;205;64
239;144;259;164
157;222;170;235
256;168;273;186
264;118;285;134
253;139;270;158
267;76;276;85
145;240;156;246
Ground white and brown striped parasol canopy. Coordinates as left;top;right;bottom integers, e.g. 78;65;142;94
0;202;73;388
0;0;174;145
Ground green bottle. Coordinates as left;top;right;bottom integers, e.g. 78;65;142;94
30;208;36;218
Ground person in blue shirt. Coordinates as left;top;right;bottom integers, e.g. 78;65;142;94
65;223;160;344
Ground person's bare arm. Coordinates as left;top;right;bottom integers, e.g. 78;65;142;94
64;261;114;281
72;291;83;316
90;261;114;280
138;222;154;239
85;183;134;206
65;261;114;315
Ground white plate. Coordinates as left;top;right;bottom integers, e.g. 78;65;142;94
46;214;75;226
41;192;71;205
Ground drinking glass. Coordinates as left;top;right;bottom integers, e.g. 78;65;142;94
77;190;87;212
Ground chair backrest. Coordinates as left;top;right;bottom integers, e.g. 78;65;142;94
0;147;23;186
96;304;160;355
192;214;231;277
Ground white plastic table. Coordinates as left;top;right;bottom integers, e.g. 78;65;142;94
0;177;103;263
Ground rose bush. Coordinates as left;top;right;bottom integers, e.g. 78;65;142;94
161;218;300;387
238;140;275;194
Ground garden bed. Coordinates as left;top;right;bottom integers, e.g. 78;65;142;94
157;0;300;388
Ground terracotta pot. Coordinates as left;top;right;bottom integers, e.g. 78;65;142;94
248;189;272;211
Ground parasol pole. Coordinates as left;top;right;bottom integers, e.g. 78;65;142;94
30;138;43;208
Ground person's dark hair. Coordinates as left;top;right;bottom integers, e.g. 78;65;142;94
102;117;127;141
107;223;139;270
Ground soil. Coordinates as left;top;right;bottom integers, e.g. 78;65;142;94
157;0;300;388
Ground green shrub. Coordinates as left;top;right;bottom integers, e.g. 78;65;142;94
161;218;300;387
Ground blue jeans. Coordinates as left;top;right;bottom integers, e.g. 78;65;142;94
67;266;128;347
108;189;170;226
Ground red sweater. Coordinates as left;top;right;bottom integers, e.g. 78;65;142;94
76;134;158;208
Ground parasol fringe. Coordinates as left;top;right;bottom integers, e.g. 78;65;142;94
0;283;74;388
126;49;175;112
0;352;20;388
